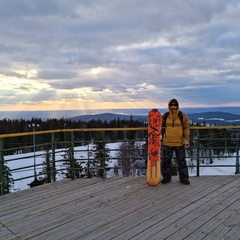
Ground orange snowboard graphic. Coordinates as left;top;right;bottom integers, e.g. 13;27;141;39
147;109;162;186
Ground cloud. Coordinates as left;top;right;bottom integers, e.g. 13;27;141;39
0;0;240;111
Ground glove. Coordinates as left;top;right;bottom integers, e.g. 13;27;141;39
183;138;189;148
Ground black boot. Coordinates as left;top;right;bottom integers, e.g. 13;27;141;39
180;178;190;185
161;178;171;184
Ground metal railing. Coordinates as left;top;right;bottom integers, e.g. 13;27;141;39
0;126;240;195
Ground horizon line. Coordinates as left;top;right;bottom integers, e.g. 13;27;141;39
1;105;240;112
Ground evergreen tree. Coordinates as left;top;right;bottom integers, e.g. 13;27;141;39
28;149;53;188
93;133;110;178
41;149;53;183
0;165;14;194
60;147;84;179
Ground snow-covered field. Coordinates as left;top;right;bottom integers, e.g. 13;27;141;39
188;156;237;176
5;142;126;191
4;142;239;192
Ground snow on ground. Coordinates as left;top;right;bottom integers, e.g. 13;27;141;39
188;157;237;176
5;142;124;192
4;142;239;192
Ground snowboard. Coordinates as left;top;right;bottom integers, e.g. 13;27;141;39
146;109;162;186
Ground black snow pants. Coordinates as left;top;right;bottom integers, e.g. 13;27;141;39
161;145;189;181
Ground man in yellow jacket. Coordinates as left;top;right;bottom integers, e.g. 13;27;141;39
161;99;190;185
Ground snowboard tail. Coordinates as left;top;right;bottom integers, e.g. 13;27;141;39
147;109;162;186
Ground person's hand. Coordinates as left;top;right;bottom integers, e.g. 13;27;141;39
183;138;189;148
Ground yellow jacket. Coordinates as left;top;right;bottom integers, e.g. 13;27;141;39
162;99;190;147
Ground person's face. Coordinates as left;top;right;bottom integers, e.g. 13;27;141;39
170;102;178;109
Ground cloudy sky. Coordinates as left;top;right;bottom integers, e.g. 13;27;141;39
1;0;240;112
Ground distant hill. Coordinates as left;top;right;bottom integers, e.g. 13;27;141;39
69;113;147;122
69;111;240;126
188;111;240;126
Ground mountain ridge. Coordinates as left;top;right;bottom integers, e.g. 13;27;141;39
69;111;240;126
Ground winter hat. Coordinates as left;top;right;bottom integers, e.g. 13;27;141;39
169;99;178;106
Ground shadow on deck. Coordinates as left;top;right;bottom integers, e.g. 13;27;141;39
0;175;240;240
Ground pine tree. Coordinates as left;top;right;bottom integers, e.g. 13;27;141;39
61;147;84;179
93;133;110;178
0;165;14;194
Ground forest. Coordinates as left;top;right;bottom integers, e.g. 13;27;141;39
0;116;146;153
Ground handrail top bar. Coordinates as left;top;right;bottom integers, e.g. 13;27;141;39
0;125;240;138
0;127;147;138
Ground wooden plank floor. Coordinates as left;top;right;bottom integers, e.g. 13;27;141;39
0;175;240;240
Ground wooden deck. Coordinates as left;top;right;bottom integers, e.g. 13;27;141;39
0;175;240;240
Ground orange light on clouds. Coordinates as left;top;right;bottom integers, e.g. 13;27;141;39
0;98;163;111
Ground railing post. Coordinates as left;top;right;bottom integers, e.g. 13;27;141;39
235;134;239;174
70;131;75;180
87;145;90;178
0;138;5;195
102;131;106;179
51;132;56;182
196;130;200;177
